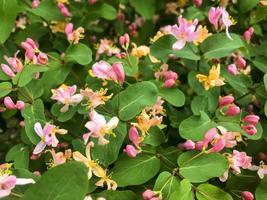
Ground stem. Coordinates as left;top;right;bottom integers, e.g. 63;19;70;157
11;191;23;198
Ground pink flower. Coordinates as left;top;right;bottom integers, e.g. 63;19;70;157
241;191;254;200
65;23;84;44
96;38;120;59
51;84;83;112
4;54;23;73
84;111;119;145
123;145;139;158
207;138;226;153
243;115;260;125
143;189;155;200
224;105;241;116
243;27;254;42
33;122;67;154
231;150;252;173
242;124;257;136
3;97;16;110
221;7;234;40
249;161;267;179
208;7;222;30
37;52;48;65
227;64;239;75
219;95;234;108
154;64;178;88
171;16;198;50
91;61;125;84
203;128;218;147
128;126;140;147
179;140;195;150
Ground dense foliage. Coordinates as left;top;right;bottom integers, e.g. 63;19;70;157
1;0;267;199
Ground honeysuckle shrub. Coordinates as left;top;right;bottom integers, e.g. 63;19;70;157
1;0;267;199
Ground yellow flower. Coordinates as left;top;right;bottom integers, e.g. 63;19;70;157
150;31;164;43
50;21;67;33
57;0;69;4
196;64;225;90
131;44;150;59
194;25;212;45
94;167;117;190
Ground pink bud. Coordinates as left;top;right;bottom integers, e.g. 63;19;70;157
242;124;257;135
33;171;41;176
219;95;234;108
193;0;202;7
164;71;178;80
88;0;97;4
111;62;125;84
164;79;176;88
225;105;241;116
142;189;155;200
4;96;16;109
37;52;48;65
30;154;40;160
208;138;226;153
25;48;36;60
1;64;15;78
58;3;71;17
19;121;25;128
6;57;23;73
242;115;260;125
236;57;246;69
243;27;254;42
241;191;254;200
150;198;162;200
119;33;130;47
123;145;139;158
227;64;238;75
128;126;140;147
179;140;195;150
25;38;38;49
32;0;40;8
65;23;73;35
16;101;25;110
203;128;217;147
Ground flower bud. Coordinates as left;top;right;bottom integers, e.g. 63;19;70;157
65;23;73;35
4;96;16;109
179;140;195;150
37;52;49;65
123;145;139;158
119;33;130;47
203;128;217;147
243;27;254;42
111;62;125;84
236;57;246;69
219;95;234;108
26;38;38;49
58;3;71;17
241;191;254;200
1;64;15;78
19;121;25;128
195;141;204;150
142;189;155;200
32;0;40;8
25;48;36;60
242;124;257;135
193;0;202;7
30;154;40;160
128;126;140;147
16;101;25;110
242;115;260;125
150;198;162;200
227;64;238;75
88;0;97;4
164;79;176;88
225;105;240;116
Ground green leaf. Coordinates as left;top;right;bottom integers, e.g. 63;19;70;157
200;33;244;59
65;43;92;65
238;0;259;13
13;65;48;87
159;86;185;107
256;176;267;200
169;179;194;200
27;0;64;21
111;154;160;187
188;71;206;95
18;80;44;101
196;184;233;200
91;122;127;166
179;111;217;141
0;82;12;98
87;3;117;20
253;57;267;73
22;162;88;200
150;35;200;62
0;0;19;43
264;74;267;91
51;103;77;122
143;126;166;146
118;81;158;121
153;171;180;199
21;99;46;144
129;0;155;19
178;152;228;183
6;144;29;169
